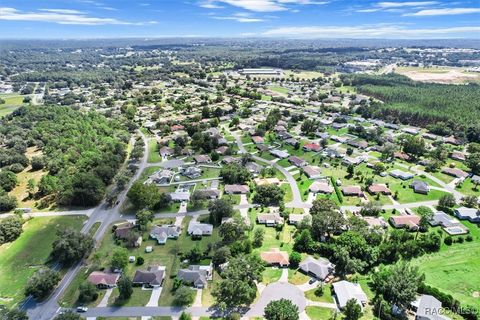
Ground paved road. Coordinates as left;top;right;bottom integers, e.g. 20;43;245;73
24;131;149;320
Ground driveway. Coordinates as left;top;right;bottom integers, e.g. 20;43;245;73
98;288;113;307
146;287;162;307
246;282;306;317
178;202;188;214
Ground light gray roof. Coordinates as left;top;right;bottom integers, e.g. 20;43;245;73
416;295;450;320
333;280;367;309
299;256;335;280
187;221;213;235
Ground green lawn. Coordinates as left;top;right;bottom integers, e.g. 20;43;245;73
0;216;87;308
305;284;334;303
412;221;480;308
147;139;162;163
262;268;283;284
305;306;336;319
268;85;289;95
288;269;309;285
58;266;106;307
0;94;26;117
456;178;480;197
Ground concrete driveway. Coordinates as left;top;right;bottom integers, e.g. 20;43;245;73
146;287;162;307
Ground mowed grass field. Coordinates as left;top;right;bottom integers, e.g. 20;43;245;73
0;94;26;117
412;221;480;308
0;215;87;308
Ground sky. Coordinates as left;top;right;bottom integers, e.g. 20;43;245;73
0;0;479;39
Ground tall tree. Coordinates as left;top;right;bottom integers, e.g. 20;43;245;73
51;228;94;264
264;299;299;320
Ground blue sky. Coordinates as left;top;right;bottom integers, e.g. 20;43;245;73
0;0;479;39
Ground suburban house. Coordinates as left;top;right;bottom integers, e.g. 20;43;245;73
222;156;240;165
444;136;460;146
260;248;290;267
87;271;120;289
299;256;335;281
113;222;135;240
251;136;264;144
215;146;229;155
303;166;322;179
442;167;469;179
390;170;414;180
429;211;468;235
254;177;281;186
257;212;284;226
362;216;388;229
342;186;364;197
303;143;321;152
270;149;289;159
410;180;430;194
347;139;368;149
132;266;165;288
333;280;368;309
187;221;213;238
246;162;263;174
450;151;466;161
194;154;212;164
394;151;411;162
412;294;450;320
159;146;174;157
145;169;174;185
288;213;311;226
309;180;334;194
389;215;421;231
181;166;202;179
169;190;190;202
150;225;181;244
224;184;249;194
177;265;213;288
454;207;480;223
367;184;391;195
195;189;221;200
288;156;307;167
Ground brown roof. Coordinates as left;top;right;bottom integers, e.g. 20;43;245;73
389;215;421;228
87;271;120;286
114;222;134;239
260;248;289;266
132;267;165;286
442;167;469;178
368;184;391;195
224;184;249;194
342;186;363;196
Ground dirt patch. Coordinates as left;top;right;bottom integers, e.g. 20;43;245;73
473;291;479;298
398;69;479;84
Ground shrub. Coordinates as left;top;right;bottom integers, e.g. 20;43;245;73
444;236;453;245
136;256;144;265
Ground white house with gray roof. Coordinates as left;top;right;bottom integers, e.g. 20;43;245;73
333;280;368;309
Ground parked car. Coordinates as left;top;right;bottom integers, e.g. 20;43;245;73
76;306;88;313
309;278;317;285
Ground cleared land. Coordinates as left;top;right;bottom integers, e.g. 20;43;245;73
0;216;87;308
0;93;26;117
395;66;480;84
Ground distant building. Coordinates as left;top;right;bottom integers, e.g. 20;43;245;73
238;68;283;76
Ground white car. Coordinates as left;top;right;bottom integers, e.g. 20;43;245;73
76;306;88;312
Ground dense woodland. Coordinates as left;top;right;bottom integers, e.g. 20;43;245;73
0;106;129;208
342;74;480;142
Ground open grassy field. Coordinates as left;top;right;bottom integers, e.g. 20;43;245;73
456;178;480;197
267;85;289;95
0;215;87;308
412;221;480;308
0;93;26;117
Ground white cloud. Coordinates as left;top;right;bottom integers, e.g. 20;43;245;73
357;1;438;13
199;0;328;12
377;1;438;8
0;7;154;25
406;7;480;16
262;24;480;38
211;12;265;22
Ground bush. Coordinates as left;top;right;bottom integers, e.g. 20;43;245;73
444;236;453;245
173;286;195;306
136;256;144;265
466;235;473;242
315;285;324;297
78;282;98;303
